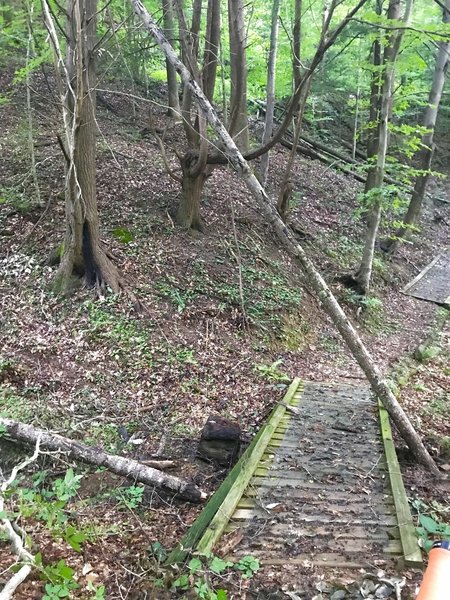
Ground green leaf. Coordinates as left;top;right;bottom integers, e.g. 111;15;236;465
419;515;438;534
188;557;202;573
216;590;228;600
209;556;233;574
172;574;189;590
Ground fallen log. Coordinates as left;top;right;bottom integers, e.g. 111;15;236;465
282;136;413;192
0;418;206;503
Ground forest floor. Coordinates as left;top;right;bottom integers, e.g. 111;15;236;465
0;70;449;599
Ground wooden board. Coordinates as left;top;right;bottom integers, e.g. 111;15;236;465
195;378;303;555
378;401;423;567
403;251;450;306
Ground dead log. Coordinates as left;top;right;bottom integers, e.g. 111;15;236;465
128;0;440;477
0;417;206;502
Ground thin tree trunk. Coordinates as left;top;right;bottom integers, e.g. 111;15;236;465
354;0;413;295
260;0;280;187
163;0;181;118
383;0;450;253
128;0;441;476
202;0;221;102
293;0;302;96
227;0;249;151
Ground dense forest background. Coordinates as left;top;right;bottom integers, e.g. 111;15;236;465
0;0;449;598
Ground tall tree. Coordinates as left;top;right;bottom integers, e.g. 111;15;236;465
43;0;123;293
353;0;414;295
259;0;281;186
227;0;249;151
163;0;181;118
383;0;450;253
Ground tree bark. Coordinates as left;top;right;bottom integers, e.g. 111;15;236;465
44;0;124;295
260;0;280;186
176;150;208;231
202;0;221;102
383;0;450;253
163;0;181;119
0;417;206;502
354;0;413;295
227;0;249;151
128;0;441;477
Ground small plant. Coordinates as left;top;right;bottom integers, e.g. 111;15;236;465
167;551;259;598
235;555;260;579
35;555;79;599
255;359;290;383
411;498;450;552
114;485;145;510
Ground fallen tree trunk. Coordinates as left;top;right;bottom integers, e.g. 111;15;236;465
0;418;206;502
129;0;441;477
282;135;412;191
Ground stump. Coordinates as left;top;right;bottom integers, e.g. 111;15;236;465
198;415;241;467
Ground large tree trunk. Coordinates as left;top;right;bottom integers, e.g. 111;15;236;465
227;0;249;151
176;150;208;232
163;0;181;119
383;0;450;253
353;0;413;295
259;0;280;187
128;0;440;476
45;0;123;294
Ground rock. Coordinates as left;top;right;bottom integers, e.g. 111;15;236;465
330;591;347;600
197;415;241;467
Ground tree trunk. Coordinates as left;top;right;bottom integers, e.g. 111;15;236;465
366;0;383;159
202;0;221;102
293;0;302;96
46;0;123;294
176;150;208;231
260;0;280;187
227;0;249;151
128;0;441;477
383;0;450;253
0;417;205;502
163;0;181;119
354;0;413;295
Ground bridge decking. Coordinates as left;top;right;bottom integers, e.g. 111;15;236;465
169;379;422;576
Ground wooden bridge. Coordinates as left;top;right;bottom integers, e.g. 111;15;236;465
168;379;422;580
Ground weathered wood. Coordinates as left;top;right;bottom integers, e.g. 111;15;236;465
378;402;423;567
165;378;302;564
403;251;450;307
0;417;205;502
195;379;302;555
230;508;399;526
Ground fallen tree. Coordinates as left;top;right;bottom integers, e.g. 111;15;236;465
0;418;206;502
129;0;441;477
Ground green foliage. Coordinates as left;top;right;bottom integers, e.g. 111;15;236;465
168;551;259;599
415;344;441;363
255;359;290;383
114;485;145;510
235;555;260;579
412;498;450;553
35;554;79;599
112;227;134;244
